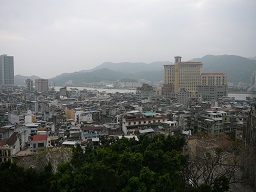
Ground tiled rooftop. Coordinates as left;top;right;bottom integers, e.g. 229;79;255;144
32;134;47;142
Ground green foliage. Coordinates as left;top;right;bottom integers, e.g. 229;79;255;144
0;134;232;191
0;161;26;192
0;161;53;192
71;143;85;169
48;134;187;191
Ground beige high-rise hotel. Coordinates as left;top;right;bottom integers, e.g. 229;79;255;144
163;56;227;101
164;56;202;97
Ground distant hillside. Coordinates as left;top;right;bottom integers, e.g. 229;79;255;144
133;70;164;82
49;68;164;86
50;68;126;85
119;78;137;82
14;75;41;85
16;55;254;86
190;55;256;83
248;56;256;60
88;61;170;73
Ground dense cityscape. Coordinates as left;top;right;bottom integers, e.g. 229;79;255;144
0;53;256;191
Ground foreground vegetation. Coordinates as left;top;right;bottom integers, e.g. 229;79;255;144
0;135;230;192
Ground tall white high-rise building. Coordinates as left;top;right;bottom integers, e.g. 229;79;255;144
0;54;14;85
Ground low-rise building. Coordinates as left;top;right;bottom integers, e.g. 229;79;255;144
136;84;155;102
121;111;168;134
30;134;48;152
0;132;22;162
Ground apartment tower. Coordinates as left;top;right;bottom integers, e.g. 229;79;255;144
35;79;48;92
0;54;14;85
198;73;227;101
25;79;33;91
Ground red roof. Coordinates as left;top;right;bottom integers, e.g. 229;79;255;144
0;140;7;146
0;128;8;133
32;134;47;142
6;132;18;146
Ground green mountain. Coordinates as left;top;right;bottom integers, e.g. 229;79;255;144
49;68;126;85
15;55;255;86
190;55;256;83
49;68;164;86
47;61;168;86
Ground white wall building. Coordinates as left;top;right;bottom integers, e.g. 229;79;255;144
75;111;93;123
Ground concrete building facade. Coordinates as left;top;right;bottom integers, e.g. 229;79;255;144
25;79;33;91
174;58;202;96
0;54;14;85
136;83;155;102
35;79;49;92
198;73;227;101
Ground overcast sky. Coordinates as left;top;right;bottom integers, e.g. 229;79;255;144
0;0;255;78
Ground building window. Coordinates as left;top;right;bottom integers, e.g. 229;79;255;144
38;143;44;148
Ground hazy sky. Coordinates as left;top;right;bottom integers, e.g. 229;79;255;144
0;0;255;78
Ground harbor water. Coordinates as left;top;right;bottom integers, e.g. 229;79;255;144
54;86;256;100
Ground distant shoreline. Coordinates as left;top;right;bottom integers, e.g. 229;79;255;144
228;92;256;94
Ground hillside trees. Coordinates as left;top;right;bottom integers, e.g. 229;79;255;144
183;139;243;192
50;135;187;192
0;161;53;192
0;134;239;191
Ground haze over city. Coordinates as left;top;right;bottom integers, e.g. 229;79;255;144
0;0;255;78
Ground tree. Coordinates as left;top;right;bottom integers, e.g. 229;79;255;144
183;138;243;191
50;162;74;192
82;163;119;192
71;143;85;168
121;176;146;192
0;161;26;192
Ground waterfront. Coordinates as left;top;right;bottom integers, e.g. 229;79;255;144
228;93;256;100
54;86;136;94
54;86;256;100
